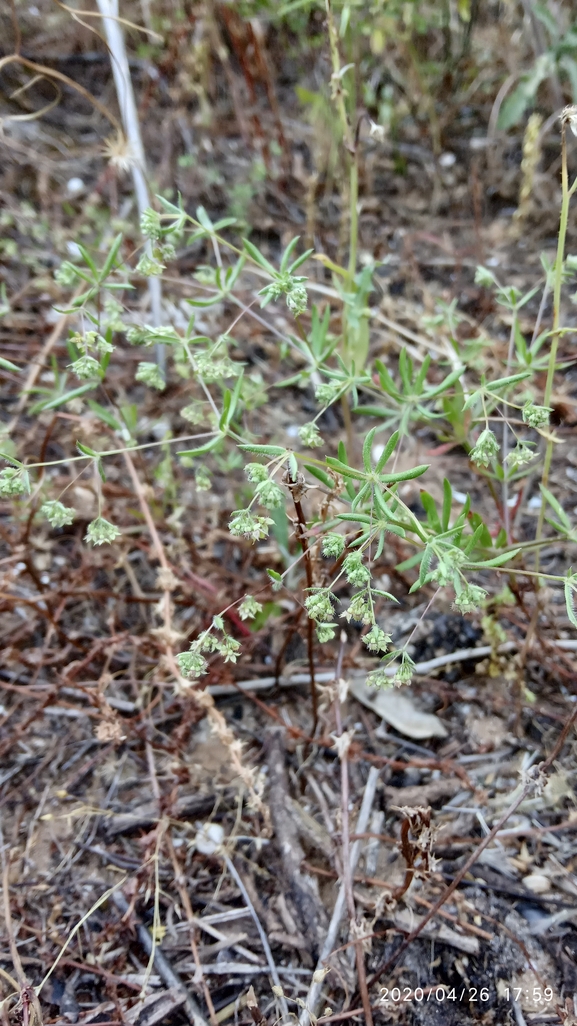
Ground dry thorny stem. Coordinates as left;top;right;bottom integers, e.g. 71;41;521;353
332;635;373;1026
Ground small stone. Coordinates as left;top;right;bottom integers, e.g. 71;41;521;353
523;873;551;894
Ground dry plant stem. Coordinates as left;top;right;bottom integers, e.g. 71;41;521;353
122;451;176;666
0;54;122;132
165;835;218;1026
95;0;164;368
502;312;517;543
536;120;577;551
333;641;373;1026
299;765;380;1026
289;477;317;731
122;451;265;812
2;864;42;1025
223;857;289;1021
365;702;577;994
266;730;328;955
111;891;209;1026
7;284;83;434
524;118;577;660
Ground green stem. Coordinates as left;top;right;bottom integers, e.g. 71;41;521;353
536;121;577;552
348;155;359;283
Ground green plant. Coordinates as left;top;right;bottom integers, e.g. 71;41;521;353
3;53;577;741
498;3;577;130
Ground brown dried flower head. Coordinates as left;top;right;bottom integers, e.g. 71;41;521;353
561;105;577;136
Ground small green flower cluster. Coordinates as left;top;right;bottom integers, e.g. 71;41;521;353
245;463;269;483
315;382;341;405
322;533;345;558
85;516;121;546
343;551;371;587
254;479;284;509
41;500;75;528
363;624;392;653
229;509;273;542
55;261;80;286
127;325;180;347
136;254;164;276
505;441;536;469
453;582;487;613
367;650;415;689
140;208;162;240
181;400;209;425
470;428;499;467
238;595;263;620
194;352;241;382
177;620;241;680
304;588;337;642
0;467;28;498
69;331;113;381
299;422;323;448
522;401;551;429
195;466;211;491
430;545;466;587
140;208;177;262
259;272;308;317
136;361;166;390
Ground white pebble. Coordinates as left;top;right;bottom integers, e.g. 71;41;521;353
66;177;85;195
439;151;456;168
523;873;551;894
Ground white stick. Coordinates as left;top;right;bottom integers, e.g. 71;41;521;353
299;766;381;1026
95;0;164;367
208;638;577;697
224;856;290;1022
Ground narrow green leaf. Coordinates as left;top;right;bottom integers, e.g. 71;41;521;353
288;248;314;273
0;451;22;467
325;457;365;480
420;491;441;532
395;551;423;572
242;239;277;275
31;383;95;413
177;435;222;458
424;366;465;400
280;236;300;273
375;359;401;399
381;464;429;484
337;513;373;524
305;464;334;488
419;546;433;586
468;548;521;568
88;400;121;431
76;243;98;278
374;430;400;473
287;453;298;479
76;441;100;458
239;444;287;456
463;389;482;411
490;370;532;390
441;478;452;531
564;576;577;628
362;427;377;473
100;234;123;280
0;356;20;373
540;485;572;531
371;589;399;602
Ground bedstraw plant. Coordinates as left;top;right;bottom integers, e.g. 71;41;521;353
2;87;577;722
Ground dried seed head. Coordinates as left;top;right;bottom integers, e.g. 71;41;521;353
562;105;577;136
102;131;134;173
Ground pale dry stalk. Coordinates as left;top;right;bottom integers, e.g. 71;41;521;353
122;450;268;820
